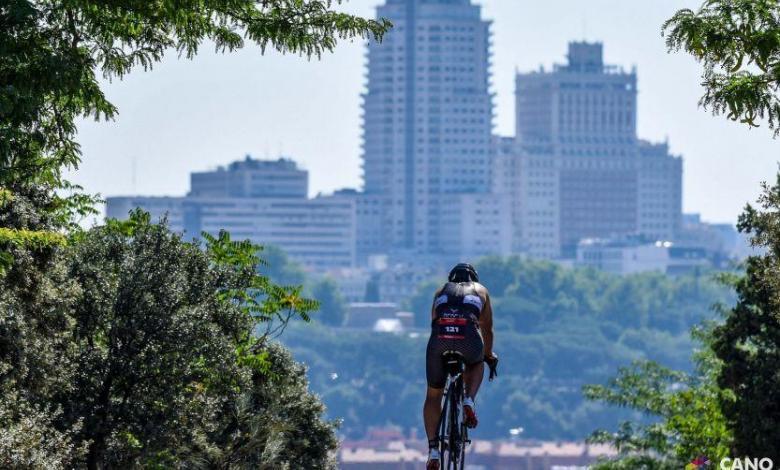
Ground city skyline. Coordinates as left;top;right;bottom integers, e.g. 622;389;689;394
71;0;779;225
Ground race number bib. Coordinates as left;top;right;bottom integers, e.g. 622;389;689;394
437;317;467;340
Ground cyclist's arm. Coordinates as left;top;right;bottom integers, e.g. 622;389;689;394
481;290;494;358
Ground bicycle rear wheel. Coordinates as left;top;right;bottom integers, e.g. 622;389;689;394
445;378;462;470
437;385;450;465
458;420;467;470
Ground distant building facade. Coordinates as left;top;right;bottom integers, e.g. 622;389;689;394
339;431;616;470
504;42;683;258
360;0;495;261
576;236;709;275
106;156;356;270
189;156;307;198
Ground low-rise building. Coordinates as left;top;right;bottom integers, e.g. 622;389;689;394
106;156;356;270
339;433;616;470
576;236;709;275
105;196;184;228
439;193;513;260
344;302;400;329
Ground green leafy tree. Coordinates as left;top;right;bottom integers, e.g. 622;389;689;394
664;0;780;135
1;3;388;465
312;277;346;326
664;0;780;457
406;279;440;328
364;273;381;302
710;178;780;459
584;328;732;468
26;212;324;469
0;0;390;269
475;256;516;296
261;245;307;287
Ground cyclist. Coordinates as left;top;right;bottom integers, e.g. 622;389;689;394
424;263;497;470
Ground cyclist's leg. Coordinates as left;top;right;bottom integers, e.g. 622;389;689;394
463;361;485;399
424;335;447;442
423;386;444;441
461;325;485;400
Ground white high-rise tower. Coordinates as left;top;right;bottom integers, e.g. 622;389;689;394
360;0;493;258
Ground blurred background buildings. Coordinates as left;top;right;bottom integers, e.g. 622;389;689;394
107;0;747;310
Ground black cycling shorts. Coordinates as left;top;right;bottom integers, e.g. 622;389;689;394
425;319;484;389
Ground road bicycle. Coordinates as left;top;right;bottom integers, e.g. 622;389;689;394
436;351;468;469
435;351;498;470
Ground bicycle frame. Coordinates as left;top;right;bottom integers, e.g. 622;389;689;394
436;355;469;470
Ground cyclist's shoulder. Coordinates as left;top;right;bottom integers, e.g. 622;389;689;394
473;282;490;297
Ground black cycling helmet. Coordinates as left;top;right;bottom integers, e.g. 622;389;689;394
448;263;479;283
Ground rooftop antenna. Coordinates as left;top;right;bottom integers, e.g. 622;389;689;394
582;18;588;41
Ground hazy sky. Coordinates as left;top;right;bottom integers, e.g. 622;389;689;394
70;0;779;224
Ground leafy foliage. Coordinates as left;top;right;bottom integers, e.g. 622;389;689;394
664;1;780;458
664;0;780;134
1;0;389;189
584;331;732;468
0;394;87;470
0;0;390;269
710;175;780;460
283;263;735;440
1;1;387;467
312;277;346;326
1;209;334;468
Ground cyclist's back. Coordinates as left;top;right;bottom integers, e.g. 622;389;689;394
423;263;496;470
426;280;485;388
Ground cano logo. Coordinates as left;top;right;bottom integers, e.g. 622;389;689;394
720;458;775;470
687;456;712;470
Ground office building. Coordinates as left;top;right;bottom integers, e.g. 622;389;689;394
189;156;308;198
361;0;493;257
106;196;184;228
106;156;356;270
182;195;355;269
576;237;709;276
509;42;682;258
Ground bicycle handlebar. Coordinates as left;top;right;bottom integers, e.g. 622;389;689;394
484;353;498;381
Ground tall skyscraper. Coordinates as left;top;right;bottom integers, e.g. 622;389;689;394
361;0;493;256
512;42;682;258
516;42;637;146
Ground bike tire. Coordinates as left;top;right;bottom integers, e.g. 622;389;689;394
448;378;463;470
438;387;450;461
458;420;467;470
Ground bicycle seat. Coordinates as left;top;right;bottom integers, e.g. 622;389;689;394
442;350;465;377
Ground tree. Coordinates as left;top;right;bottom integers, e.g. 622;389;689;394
475;256;516;296
0;0;390;269
8;212;327;469
664;0;780;135
710;178;780;459
312;277;346;327
64;216;250;468
364;273;381;302
584;329;732;468
405;279;440;328
664;0;780;457
262;245;307;287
